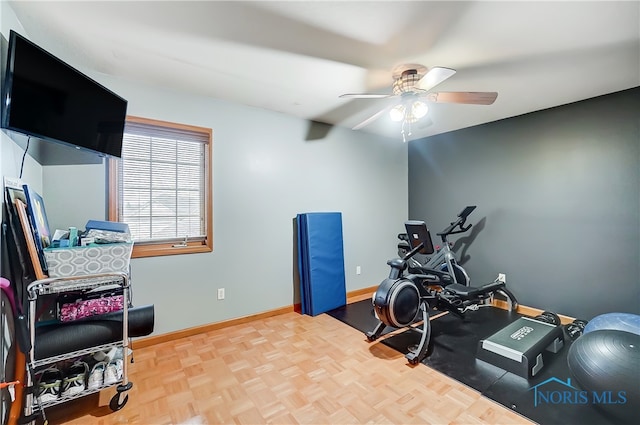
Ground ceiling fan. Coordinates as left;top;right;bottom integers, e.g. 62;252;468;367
340;64;498;141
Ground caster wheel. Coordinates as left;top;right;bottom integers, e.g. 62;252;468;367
109;393;129;411
408;357;419;365
366;333;377;342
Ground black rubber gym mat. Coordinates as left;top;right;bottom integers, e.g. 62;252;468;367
326;298;439;339
380;306;515;393
326;301;632;425
325;297;380;333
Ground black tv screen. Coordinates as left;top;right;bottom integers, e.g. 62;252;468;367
2;30;127;158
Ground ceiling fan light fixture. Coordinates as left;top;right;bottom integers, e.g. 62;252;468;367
389;104;405;122
344;64;497;139
404;113;419;124
411;101;428;119
389;100;428;125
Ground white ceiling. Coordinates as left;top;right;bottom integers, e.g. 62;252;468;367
7;1;640;141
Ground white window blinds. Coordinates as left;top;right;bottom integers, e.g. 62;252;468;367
117;121;208;243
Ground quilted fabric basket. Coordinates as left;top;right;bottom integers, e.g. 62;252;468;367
44;242;133;278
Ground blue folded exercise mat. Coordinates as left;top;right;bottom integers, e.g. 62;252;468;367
296;212;347;316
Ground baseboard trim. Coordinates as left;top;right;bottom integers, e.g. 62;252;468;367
131;305;295;349
493;299;575;324
346;285;378;302
131;285;379;349
132;286;575;350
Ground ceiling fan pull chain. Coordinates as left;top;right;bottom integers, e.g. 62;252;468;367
401;120;412;143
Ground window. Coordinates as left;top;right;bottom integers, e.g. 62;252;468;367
108;116;212;258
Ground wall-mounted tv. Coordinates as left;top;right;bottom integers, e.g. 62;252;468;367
1;30;127;158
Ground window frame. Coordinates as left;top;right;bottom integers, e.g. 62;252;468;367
108;115;213;258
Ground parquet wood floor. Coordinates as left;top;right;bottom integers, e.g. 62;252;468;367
45;309;534;424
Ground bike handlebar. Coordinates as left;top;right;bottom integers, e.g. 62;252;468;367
436;205;476;237
458;205;476;220
397;206;477;242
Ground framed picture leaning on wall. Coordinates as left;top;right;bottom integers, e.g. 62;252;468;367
21;184;52;274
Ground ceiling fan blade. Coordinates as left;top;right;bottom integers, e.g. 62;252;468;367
352;106;389;130
416;67;456;92
339;93;392;99
427;91;498;105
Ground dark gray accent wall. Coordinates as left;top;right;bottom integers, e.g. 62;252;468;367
408;87;639;321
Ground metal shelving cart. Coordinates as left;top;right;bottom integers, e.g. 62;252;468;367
23;272;132;423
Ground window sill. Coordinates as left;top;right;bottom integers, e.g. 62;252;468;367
132;242;212;258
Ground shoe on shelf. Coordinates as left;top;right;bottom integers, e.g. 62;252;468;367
93;351;108;362
95;346;124;363
35;367;63;403
106;346;124;362
61;361;89;397
87;361;107;390
104;358;123;386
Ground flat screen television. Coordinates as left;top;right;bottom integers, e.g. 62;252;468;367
1;30;127;158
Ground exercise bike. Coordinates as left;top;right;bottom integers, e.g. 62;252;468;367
398;206;476;286
366;219;518;365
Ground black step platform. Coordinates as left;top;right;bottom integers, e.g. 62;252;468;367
477;316;564;378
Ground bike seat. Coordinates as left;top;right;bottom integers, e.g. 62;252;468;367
444;283;479;299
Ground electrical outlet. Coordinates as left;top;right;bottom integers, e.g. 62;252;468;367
356;266;361;275
498;273;506;284
217;288;225;300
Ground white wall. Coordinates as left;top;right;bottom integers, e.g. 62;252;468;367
42;163;105;231
1;4;408;337
38;75;408;335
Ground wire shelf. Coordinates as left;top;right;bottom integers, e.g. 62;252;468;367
28;273;128;298
32;342;124;369
33;380;123;409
